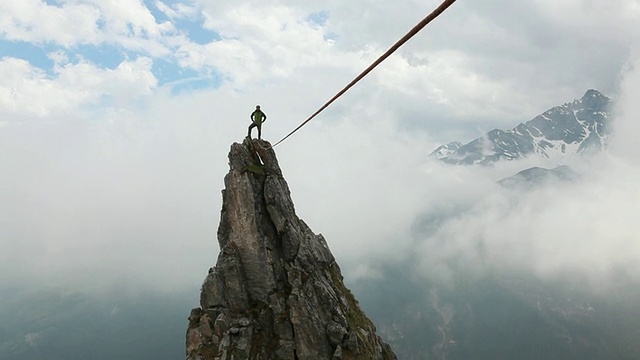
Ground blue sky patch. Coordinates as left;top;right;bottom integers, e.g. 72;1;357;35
307;11;330;27
72;44;129;69
153;58;223;92
0;40;56;75
324;32;340;42
44;0;62;6
145;0;171;23
145;0;220;45
1;38;223;91
1;0;226;94
305;12;338;42
176;19;221;45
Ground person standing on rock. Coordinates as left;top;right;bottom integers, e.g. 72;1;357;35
248;105;267;140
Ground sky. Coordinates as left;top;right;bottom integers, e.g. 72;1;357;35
1;0;640;298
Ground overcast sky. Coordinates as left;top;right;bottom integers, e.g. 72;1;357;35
1;0;639;296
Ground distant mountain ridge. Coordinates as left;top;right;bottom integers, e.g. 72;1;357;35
431;90;612;165
497;165;581;188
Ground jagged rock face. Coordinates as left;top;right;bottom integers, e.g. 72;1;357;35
431;89;612;165
186;138;396;360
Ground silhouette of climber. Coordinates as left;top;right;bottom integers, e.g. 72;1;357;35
248;105;267;140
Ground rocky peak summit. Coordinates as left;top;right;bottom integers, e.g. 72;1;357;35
431;90;612;165
186;138;396;360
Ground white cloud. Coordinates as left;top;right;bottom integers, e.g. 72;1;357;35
0;56;157;117
279;115;437;264
177;3;342;86
610;51;640;163
0;0;102;46
175;39;259;84
372;49;540;122
0;91;227;290
190;0;635;132
1;0;639;298
536;0;640;41
154;0;199;20
3;0;632;130
0;0;177;56
91;0;164;37
411;155;640;292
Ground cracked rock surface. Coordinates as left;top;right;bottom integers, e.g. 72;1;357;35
186;138;396;360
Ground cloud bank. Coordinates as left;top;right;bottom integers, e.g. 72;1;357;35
0;0;638;298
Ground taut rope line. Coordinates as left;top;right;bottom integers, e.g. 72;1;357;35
268;0;458;148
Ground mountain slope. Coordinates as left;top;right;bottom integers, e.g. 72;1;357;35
352;254;640;360
432;90;612;165
497;165;581;188
0;286;189;360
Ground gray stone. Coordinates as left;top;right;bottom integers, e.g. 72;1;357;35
332;345;343;360
186;138;396;360
326;321;348;347
345;331;360;353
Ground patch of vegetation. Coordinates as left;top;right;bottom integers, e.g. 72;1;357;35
241;163;265;176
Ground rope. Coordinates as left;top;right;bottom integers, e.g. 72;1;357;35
268;0;458;148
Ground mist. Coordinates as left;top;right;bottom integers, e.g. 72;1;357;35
0;99;221;292
0;0;637;315
2;63;638;298
2;2;639;359
310;56;640;295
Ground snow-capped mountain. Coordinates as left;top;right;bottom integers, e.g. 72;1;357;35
431;90;612;165
430;141;462;159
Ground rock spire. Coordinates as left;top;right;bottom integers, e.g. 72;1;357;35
186;138;396;360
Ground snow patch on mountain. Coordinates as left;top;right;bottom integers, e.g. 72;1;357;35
432;90;612;165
